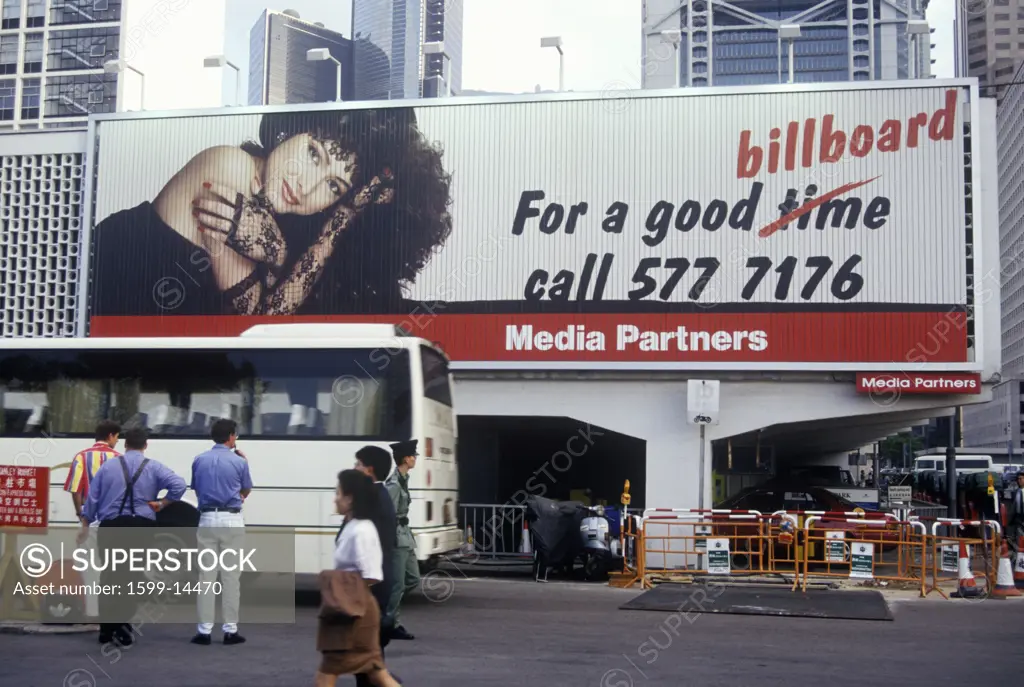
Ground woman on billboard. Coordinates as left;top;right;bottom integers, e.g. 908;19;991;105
90;108;453;317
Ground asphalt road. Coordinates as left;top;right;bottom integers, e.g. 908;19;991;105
1;578;1021;687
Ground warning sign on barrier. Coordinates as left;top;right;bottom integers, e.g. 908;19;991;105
826;531;846;562
695;524;711;551
850;542;874;578
941;542;959;573
707;538;730;575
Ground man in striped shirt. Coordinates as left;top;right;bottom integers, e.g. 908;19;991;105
65;419;121;619
66;420;122;522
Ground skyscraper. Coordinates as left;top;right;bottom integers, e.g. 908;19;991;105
352;0;463;100
642;0;932;89
0;0;122;131
248;9;354;106
954;0;1024;100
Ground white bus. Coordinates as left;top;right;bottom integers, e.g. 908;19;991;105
913;455;993;475
0;324;461;575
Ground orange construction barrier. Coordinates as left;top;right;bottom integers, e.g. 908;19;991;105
925;518;1000;599
796;515;927;595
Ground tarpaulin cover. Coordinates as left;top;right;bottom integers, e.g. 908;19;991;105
526;496;585;567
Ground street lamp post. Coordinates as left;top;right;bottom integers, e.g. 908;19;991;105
204;55;242;106
422;41;450;97
661;29;682;88
103;59;145;110
906;20;930;80
779;24;802;84
306;48;342;101
540;36;565;92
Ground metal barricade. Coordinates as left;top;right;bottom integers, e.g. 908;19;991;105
796;516;928;595
924;518;1001;599
640;510;768;588
457;504;533;561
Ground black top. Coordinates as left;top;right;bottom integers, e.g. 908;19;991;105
90;202;230;317
88;201;425;318
372;482;398;615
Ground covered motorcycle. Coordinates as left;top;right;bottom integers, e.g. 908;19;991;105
525;496;586;581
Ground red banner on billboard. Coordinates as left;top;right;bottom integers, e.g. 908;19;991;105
856;373;982;394
0;466;49;529
91;311;967;364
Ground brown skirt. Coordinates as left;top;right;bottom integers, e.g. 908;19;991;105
317;589;385;676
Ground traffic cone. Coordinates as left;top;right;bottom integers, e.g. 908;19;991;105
463;526;475;554
1014;535;1024;590
992;540;1023;598
519;519;532;555
952;541;982;598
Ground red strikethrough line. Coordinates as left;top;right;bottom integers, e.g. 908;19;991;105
757;176;881;238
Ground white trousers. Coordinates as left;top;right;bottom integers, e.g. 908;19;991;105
196;511;245;635
82;521;101;618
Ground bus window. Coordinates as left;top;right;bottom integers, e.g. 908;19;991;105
0;348;412;440
955;459;991;470
0;351;116;435
241;348;411;439
420;346;453;407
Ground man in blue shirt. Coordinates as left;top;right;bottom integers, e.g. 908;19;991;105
83;426;186;647
189;418;252;646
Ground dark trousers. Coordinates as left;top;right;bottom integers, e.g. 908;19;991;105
354;599;392;685
97;515;154;639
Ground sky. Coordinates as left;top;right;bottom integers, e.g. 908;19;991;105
212;0;957;107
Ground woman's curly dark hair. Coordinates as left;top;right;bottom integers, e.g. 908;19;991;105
241;108;453;314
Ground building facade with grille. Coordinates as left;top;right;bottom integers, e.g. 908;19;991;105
642;0;932;89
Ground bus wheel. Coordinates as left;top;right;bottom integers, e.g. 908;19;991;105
418;557;439;575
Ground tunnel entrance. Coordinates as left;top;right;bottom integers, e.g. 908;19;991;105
457;415;646;509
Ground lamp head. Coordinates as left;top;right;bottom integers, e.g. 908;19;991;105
306;48;331;62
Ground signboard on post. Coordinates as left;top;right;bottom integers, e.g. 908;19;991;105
706;538;730;575
83;82;976;371
0;466;48;529
941;542;959;573
825;531;846;562
850;542;874;578
687;380;720;426
887;486;912;503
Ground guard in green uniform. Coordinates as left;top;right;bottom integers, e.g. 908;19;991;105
385;439;420;640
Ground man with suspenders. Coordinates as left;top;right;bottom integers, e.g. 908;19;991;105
83;426;186;646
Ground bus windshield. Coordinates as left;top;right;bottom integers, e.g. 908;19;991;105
0;347;412;440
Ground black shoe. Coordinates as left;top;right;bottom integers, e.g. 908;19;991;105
98;633;112;645
223;632;246;645
390;625;414;640
113;628;134;647
190;633;212;645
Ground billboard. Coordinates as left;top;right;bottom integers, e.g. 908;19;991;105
84;82;976;370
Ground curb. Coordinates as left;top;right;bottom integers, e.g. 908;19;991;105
0;622;99;635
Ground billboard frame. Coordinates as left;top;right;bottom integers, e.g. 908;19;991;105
77;78;985;374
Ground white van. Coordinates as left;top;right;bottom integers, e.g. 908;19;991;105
913;455;993;475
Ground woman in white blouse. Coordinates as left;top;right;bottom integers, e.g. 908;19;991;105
316;470;401;687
